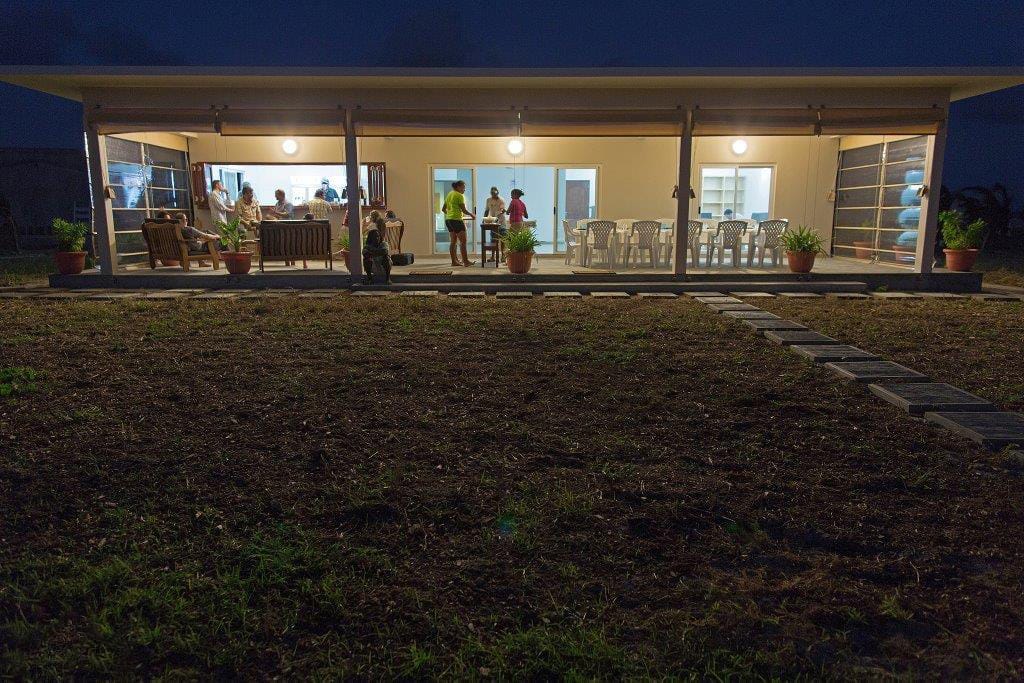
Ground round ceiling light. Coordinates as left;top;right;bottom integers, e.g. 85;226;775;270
507;138;525;156
731;139;748;155
281;138;299;155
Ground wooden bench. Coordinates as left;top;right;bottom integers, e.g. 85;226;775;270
141;218;220;272
257;220;333;271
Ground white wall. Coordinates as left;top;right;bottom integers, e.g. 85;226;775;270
186;133;840;254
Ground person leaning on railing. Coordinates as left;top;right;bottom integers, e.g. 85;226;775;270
235;185;262;228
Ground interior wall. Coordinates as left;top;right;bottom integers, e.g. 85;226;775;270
186;133;840;255
113;132;190;152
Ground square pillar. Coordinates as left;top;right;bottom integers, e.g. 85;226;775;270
344;110;363;278
673;111;694;276
916;124;947;274
84;123;117;274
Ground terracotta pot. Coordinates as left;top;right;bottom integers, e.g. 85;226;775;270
54;251;87;275
943;248;979;272
160;259;180;267
853;241;873;260
339;248;358;273
222;251;252;275
506;250;534;274
786;251;817;274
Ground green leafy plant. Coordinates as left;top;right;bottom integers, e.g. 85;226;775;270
779;225;826;255
939;210;986;250
336;233;351;251
51;218;89;252
501;228;542;254
216;218;247;252
0;367;41;398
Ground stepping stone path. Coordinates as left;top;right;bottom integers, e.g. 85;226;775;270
708;303;762;312
741;318;808;332
142;291;191;299
39;291;91;299
824;360;929;383
764;330;840;346
400;290;439;297
0;291;39;298
298;292;339;298
872;291;919;299
192;292;240;299
918;292;966;298
972;293;1019;302
828;293;870;299
730;292;775;298
352;291;389;296
448;291;485;297
777;292;822;298
239;291;290;298
868;383;994;416
544;291;582;297
924;412;1024;448
694;296;741;304
496;291;532;298
684;291;725;297
637;292;676;298
790;344;880;363
722;310;780;320
90;292;143;299
590;292;630;298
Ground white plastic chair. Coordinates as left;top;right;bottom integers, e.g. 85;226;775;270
707;220;748;267
583;220;616;268
748;219;789;267
562;219;580;266
623;220;662;268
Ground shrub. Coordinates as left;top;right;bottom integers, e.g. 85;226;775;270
336;233;351;251
939;210;986;250
216;218;247;252
779;225;826;255
51;218;89;252
501;228;542;253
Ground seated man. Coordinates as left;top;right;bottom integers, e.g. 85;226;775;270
362;211;392;285
174;212;221;255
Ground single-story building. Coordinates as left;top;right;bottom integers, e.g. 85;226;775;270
2;66;1022;284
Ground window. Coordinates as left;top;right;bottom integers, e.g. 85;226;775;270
105;137;191;263
699;166;773;220
832;136;927;267
201;163;386;208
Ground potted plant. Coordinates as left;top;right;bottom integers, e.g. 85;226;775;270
501;228;541;274
216;218;251;275
51;218;90;275
939;210;986;272
780;225;826;274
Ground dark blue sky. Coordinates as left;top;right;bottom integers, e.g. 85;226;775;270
2;0;1022;196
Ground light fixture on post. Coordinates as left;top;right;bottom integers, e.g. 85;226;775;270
507;137;524;156
281;138;299;155
731;138;748;155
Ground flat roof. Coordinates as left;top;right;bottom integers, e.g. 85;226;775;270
2;66;1023;102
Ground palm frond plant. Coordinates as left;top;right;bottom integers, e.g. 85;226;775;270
500;228;541;274
336;233;351;252
779;225;825;274
216;218;247;252
52;218;89;252
939;210;986;271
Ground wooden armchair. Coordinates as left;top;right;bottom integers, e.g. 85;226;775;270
257;220;333;271
141;219;220;272
383;220;404;253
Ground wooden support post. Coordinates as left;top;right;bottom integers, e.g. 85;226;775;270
673;110;694;276
344;109;363;278
84;122;117;274
916;123;947;274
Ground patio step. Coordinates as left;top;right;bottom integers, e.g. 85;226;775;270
352;280;870;295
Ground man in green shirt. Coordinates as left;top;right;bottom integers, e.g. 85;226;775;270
442;180;476;267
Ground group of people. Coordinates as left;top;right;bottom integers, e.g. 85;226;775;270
443;181;528;267
207;177;349;228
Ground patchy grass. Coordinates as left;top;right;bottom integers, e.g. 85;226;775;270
759;297;1024;412
0;254;54;287
0;297;1022;678
977;239;1024;289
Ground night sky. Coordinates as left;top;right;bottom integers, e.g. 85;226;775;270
2;0;1022;197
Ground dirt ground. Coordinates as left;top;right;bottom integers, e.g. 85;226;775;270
1;297;1022;678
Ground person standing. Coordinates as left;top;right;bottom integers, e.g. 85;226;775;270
507;188;529;231
307;189;332;220
320;178;341;203
235;185;262;228
442;180;476;267
208;179;233;226
267;189;294;220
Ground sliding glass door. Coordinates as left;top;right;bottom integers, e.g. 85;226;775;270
432;168;475;255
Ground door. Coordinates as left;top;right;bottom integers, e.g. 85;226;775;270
556;168;598;251
433;168;475;255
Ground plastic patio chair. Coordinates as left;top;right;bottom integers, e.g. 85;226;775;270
623;220;662;268
562;219;580;266
749;219;789;267
583;220;616;268
707;220;748;267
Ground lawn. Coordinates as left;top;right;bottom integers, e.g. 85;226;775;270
0;254;55;287
1;297;1022;678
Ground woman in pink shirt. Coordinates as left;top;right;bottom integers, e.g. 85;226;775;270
507;188;528;230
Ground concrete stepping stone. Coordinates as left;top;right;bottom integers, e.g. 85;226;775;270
722;310;780;320
741;318;808;332
790;344;880;363
192;291;240;299
496;291;533;298
239;291;290;298
352;291;389;296
765;330;841;346
924;411;1024;448
695;296;742;304
400;290;439;297
448;291;486;297
972;293;1019;302
871;291;920;299
708;303;762;312
167;288;208;293
298;292;340;298
918;292;966;298
777;292;822;298
590;292;630;298
684;291;725;297
89;292;143;299
142;291;191;299
0;291;40;298
828;292;870;299
868;382;994;416
730;292;775;298
637;292;676;298
544;291;582;297
39;291;90;299
824;360;929;383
